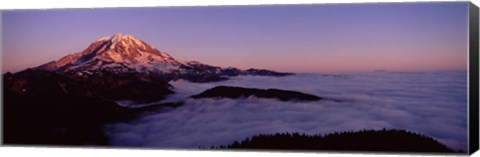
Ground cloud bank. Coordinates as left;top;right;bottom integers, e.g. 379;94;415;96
103;70;468;151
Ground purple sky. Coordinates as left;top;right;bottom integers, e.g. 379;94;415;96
2;2;469;73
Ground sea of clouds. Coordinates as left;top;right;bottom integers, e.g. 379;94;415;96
103;70;468;151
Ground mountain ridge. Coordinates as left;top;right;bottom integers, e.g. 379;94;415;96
35;33;293;83
191;86;322;101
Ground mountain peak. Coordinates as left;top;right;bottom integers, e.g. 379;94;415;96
110;33;136;43
37;33;182;72
112;33;128;38
95;33;135;42
85;33;182;66
97;33;141;44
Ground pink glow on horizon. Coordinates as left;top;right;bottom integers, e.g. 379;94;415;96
2;3;469;73
1;38;468;73
182;41;467;73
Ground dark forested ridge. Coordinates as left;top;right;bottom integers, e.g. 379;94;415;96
211;129;460;153
2;69;165;145
191;86;322;101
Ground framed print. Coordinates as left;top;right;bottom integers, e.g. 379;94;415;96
1;1;479;155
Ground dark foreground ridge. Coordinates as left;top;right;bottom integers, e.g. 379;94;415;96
211;129;461;153
2;69;171;145
191;86;322;101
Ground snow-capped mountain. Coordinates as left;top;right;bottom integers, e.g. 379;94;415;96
37;33;182;73
37;33;293;82
2;33;293;146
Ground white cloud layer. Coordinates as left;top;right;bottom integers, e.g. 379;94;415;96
103;70;468;151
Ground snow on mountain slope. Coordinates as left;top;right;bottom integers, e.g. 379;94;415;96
37;33;183;73
36;33;293;82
